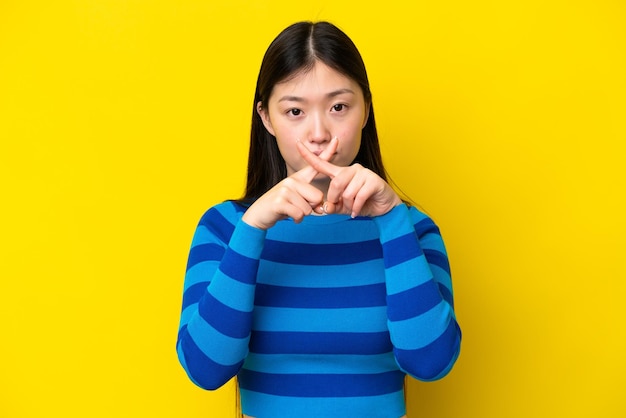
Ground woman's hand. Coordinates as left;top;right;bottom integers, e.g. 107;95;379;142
296;139;402;218
241;138;339;230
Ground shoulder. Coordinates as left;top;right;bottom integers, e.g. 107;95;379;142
194;200;248;242
406;205;443;238
198;200;246;222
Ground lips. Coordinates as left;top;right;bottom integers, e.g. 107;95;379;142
312;150;338;161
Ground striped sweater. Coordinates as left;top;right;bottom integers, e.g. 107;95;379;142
177;201;461;418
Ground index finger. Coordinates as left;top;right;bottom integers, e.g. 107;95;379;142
296;138;342;180
293;137;338;183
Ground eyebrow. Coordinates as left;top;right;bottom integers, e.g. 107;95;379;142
277;88;356;103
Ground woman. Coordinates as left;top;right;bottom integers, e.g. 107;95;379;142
176;21;461;418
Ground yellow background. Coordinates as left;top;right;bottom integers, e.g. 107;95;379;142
1;1;625;417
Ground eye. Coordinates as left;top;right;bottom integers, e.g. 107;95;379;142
287;108;302;116
332;104;347;112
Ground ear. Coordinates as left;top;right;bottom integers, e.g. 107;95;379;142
362;101;371;129
257;101;276;136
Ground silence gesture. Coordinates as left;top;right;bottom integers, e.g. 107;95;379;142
296;139;402;218
241;137;339;230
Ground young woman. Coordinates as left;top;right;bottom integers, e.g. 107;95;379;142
176;21;461;418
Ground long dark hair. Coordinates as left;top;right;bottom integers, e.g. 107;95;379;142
238;21;388;204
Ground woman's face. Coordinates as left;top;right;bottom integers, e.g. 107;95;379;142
257;61;369;179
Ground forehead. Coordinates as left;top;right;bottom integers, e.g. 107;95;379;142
270;61;361;100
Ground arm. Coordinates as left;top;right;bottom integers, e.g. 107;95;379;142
296;141;460;378
374;204;461;381
177;142;338;389
176;203;266;390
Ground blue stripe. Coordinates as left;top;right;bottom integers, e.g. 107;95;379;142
438;282;454;307
249;331;392;355
209;275;256;312
424;248;450;276
219;248;258;285
186;243;224;271
198;292;251;339
198;207;235;243
184;261;217;289
238;369;405;397
228;221;267;259
270;214;377;243
179;305;196;330
257;259;385;288
252;306;387;333
181;281;208;311
262;239;381;265
430;263;453;291
239;389;406;418
243;352;399;374
254;283;386;308
190;226;214;246
178;330;244;389
382;233;423;268
185;314;250;366
384;257;432;295
413;217;440;238
388;300;451;349
395;319;461;381
387;281;442;321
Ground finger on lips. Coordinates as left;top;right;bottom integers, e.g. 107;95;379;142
294;137;338;183
296;137;341;180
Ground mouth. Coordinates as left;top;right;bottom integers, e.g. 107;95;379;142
313;150;338;162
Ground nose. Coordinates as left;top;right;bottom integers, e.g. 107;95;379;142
307;113;331;145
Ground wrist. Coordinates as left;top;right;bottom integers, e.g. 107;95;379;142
230;218;267;259
373;203;412;240
241;212;266;231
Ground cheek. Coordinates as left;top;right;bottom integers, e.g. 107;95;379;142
336;124;357;141
275;137;297;158
273;122;305;143
338;113;366;141
337;130;362;160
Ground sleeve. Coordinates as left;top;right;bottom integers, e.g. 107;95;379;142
176;204;267;390
374;204;462;381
